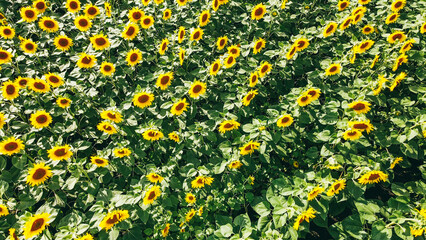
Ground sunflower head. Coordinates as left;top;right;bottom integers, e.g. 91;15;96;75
33;0;48;13
2;81;20;100
99;210;129;231
45;73;63;88
143;185;161;205
122;23;139;40
100;62;115;76
199;10;211;27
156;72;174;90
171;98;189;116
91;156;109;167
48;145;73;161
348;100;371;114
158;38;169;55
242;89;258;106
0;26;15;39
190;28;203;41
228;160;243;169
258;61;272;77
39;17;59;32
26;162;52;186
113;148;132;158
163;9;172;20
224;55;236;68
239;141;260;155
326;179;346;196
188;80;206;99
56;97;71;108
249;72;259;87
387;31;406;44
385;12;399;24
100;110;122;123
23;212;50;239
337;0;349;11
0;137;25;156
251;3;266;20
90;34;110;51
227;45;241;57
20;38;38;54
277;114;294;128
141;15;154;29
323;22;338;38
20;7;38;23
358;170;388;184
126;49;142;66
217;36;228;50
66;0;81;13
84;4;100;19
54;35;73;51
128;7;144;22
29;79;50;93
178;26;185;43
97;121;117;134
168;132;180;142
308;186;325;201
325;63;341;76
142;129;164;141
0;48;13;65
30;110;52;129
133;92;155;109
210;59;221;76
77;53;97;68
74;15;92;31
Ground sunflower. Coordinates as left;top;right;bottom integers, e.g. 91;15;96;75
185;193;196;204
74;15;92;31
297;93;311;107
228;45;241;58
156;72;173;90
54;35;73;51
133;92;155;108
326;179;346;196
126;49;142;66
162;9;171;20
357;40;374;53
122;23;139;40
209;59;221;76
293;207;316;230
217;36;228;50
113;148;131;158
19;38;37;54
56;97;71;108
140;15;154;29
337;0;349;11
389;72;406;91
343;129;362;140
399;39;415;53
392;54;408;72
161;224;170;237
105;2;112;17
20;7;38;23
39;17;59;32
388;31;406;44
169;132;180;142
0;48;13;65
12;76;29;88
171;98;189;116
143;185;161;205
239;141;260;155
251;3;266;20
90;34;110;51
142;129;164;141
84;4;99;19
23;213;50;239
0;137;24;155
158;38;169;55
179;48;185;65
257;62;272;78
410;228;424;237
26;162;52;187
9;228;18;240
177;26;185;43
218;119;240;133
372;74;386;95
188;80;206;99
33;0;47;13
190;28;203;41
385;12;399;24
286;45;297;60
250;38;266;55
0;26;15;39
348;100;371;114
45;73;63;88
339;16;352;30
358;170;388;184
99;210;129;231
352;13;364;25
307;186;324;201
359;0;371;5
97;121;117;134
228;160;243;169
100;62;115;76
277;115;293;128
323;22;337;38
325;63;341;76
242;89;258;106
292;38;308;52
362;25;374;35
100;110;122;123
30;110;52;129
146;172;164;183
305;88;321;101
176;0;187;6
191;176;214;188
29;79;50;93
77;53;96;68
2;81;19;100
0;113;5;129
212;0;220;11
66;0;81;13
47;145;73;161
421;22;426;34
76;233;94;240
128;7;144;23
222;55;236;68
348;120;374;133
91;156;109;167
390;157;403;169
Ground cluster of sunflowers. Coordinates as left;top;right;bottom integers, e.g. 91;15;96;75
0;0;425;239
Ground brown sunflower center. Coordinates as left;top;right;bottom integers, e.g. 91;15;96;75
219;39;225;46
308;90;317;97
165;12;170;17
81;56;92;64
392;34;402;41
130;53;138;62
148;131;157;137
161;43;167;51
389;14;396;21
107;112;116;119
230;48;238;54
300;96;309;102
95;37;106;46
147;191;156;200
223;123;233;129
25;10;35;18
340;2;348;8
188;195;194;200
394;1;402;8
329;66;337;72
103;125;112;131
289;46;296;55
143;18;151;25
138;95;149;103
175;103;185;111
103;64;112;72
118;150;125;154
25;43;34;50
6;85;16;95
353;123;368;129
3;28;11;35
48;76;59;83
255;42;263;50
133;12;142;20
360;42;368;49
43;20;55;29
54;148;67;156
212;63;219;72
254;7;264;17
78;19;88;27
193;31;200;39
32;168;46;180
352;103;366;110
246;93;254;101
58;38;69;47
261;65;268;73
36;2;45;10
36;115;48;124
106;215;119;224
4;142;18;151
126;26;135;36
0;51;8;60
87;7;97;16
347;131;357;136
197;178;203;184
227;56;234;64
34;82;46;90
19;79;28;86
202;14;208;22
69;1;78;9
343;19;351;27
367;173;380;180
297;41;306;48
192;85;202;93
334;183;341;190
251;75;257;83
160;76;170;85
281;117;289;123
179;30;184;39
214;0;219;8
95;159;105;164
326;25;334;34
60;99;69;104
364;27;371;32
30;218;45;231
244;145;252;151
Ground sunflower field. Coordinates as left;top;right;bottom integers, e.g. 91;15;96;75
0;0;425;239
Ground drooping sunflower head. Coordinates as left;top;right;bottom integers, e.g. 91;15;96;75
23;212;50;239
45;73;63;88
30;110;52;129
323;22;338;38
358;170;388;184
190;28;203;41
133;92;155;109
47;145;73;161
156;72;174;90
249;72;259;87
325;63;341;76
128;7;144;22
326;179;346;196
74;15;92;32
122;23;139;40
141;15;154;29
337;0;349;11
33;0;48;13
91;156;109;167
38;17;59;32
163;9;172;20
0;48;13;65
84;4;100;19
126;49;143;66
0;26;15;39
307;186;325;201
171;98;189;116
26;162;52;186
209;59;221;76
158;38;169;55
199;10;211;27
2;81;20;100
258;61;272;77
218;119;240;133
251;3;266;20
348;120;374;134
113;148;132;158
97;121;117;135
168;132;180;142
20;7;38;23
242;89;258;106
90;34;110;51
147;172;164;183
188;80;206;99
277;114;294;128
56;97;71;108
100;62;115;76
385;12;399;24
348;100;371;114
239;141;260;155
100;110;122;123
178;26;185;43
228;160;243;169
77;53;97;68
66;0;81;13
387;31;406;44
29;79;50;93
54;35;73;51
142;129;164;141
0;136;25;156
